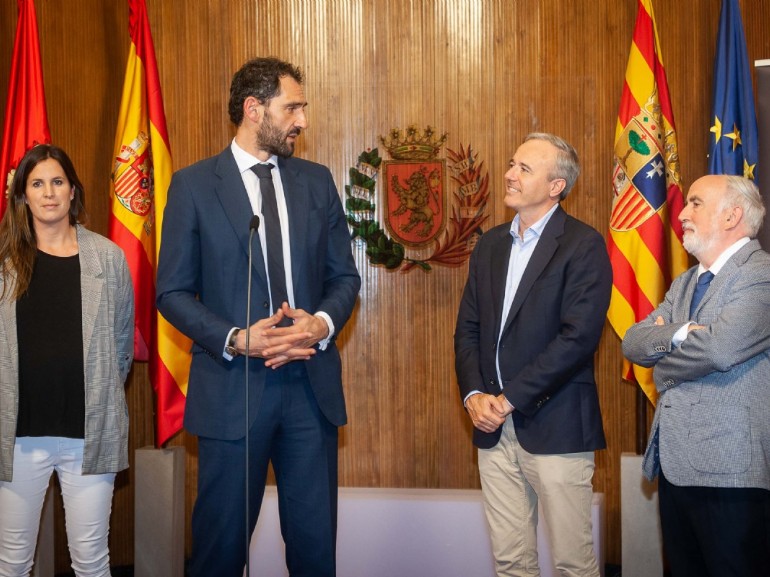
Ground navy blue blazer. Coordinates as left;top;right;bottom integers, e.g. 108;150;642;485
157;147;361;440
454;206;612;452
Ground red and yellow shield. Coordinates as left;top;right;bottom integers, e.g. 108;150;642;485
111;131;153;217
383;160;446;247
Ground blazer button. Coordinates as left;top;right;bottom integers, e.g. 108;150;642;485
263;301;270;308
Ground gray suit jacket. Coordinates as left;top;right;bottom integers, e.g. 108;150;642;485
0;226;134;481
623;239;770;489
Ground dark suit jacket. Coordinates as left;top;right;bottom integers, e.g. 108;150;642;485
156;147;360;440
454;205;612;452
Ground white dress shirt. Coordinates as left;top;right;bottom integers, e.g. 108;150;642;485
464;203;560;405
223;140;333;359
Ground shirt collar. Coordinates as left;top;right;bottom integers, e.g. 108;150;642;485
698;236;751;276
230;139;279;175
509;203;559;242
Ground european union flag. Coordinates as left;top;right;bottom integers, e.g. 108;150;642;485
708;0;758;180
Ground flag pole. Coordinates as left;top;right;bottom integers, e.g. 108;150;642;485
635;388;648;455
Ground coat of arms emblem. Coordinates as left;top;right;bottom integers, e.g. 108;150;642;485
346;125;490;272
611;90;681;233
381;127;447;247
111;131;153;218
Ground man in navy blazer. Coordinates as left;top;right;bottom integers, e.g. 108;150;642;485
455;133;611;577
157;58;360;577
623;175;770;576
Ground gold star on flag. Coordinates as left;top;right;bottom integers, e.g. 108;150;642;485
744;159;756;180
710;116;722;142
725;124;742;151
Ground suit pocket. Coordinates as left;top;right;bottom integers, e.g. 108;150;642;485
686;403;751;474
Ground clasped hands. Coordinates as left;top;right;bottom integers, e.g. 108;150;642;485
465;393;513;433
233;302;329;369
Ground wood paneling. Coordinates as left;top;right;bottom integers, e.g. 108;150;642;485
1;0;768;569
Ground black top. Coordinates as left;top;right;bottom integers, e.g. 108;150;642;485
16;250;85;438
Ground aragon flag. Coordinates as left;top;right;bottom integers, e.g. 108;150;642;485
607;0;689;405
109;0;191;445
0;0;51;214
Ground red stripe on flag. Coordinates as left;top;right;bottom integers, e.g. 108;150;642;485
667;184;685;241
631;2;655;70
108;216;155;362
150;355;186;447
636;210;665;263
617;81;641;127
654;60;676;128
608;234;656;322
0;0;51;216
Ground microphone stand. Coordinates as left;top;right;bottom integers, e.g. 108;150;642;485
245;215;259;577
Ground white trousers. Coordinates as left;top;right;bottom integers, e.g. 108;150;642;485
478;416;599;577
0;437;115;577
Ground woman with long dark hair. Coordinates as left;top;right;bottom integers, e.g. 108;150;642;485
0;144;134;577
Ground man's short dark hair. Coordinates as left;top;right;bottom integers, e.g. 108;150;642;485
228;57;304;126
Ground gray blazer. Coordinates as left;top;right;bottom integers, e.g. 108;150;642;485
623;239;770;489
0;226;134;481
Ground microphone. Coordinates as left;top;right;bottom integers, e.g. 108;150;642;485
245;214;259;576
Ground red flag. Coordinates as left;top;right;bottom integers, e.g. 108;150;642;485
109;0;191;445
0;0;51;214
607;0;689;404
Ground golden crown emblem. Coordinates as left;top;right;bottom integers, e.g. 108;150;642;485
380;125;448;161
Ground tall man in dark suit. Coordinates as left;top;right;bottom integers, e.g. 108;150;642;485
623;175;770;577
156;58;361;577
455;133;612;577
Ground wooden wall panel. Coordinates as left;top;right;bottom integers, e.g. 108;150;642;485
1;0;768;570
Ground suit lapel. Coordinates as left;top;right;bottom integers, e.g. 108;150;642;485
491;228;513;334
214;148;268;285
77;227;104;364
278;157;309;286
692;239;760;316
502;206;565;335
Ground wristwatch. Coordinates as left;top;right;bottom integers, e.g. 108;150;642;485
225;328;241;357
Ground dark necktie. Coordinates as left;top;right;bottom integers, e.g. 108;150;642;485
251;163;290;324
689;270;714;318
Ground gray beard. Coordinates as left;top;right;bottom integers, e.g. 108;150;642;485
682;231;716;259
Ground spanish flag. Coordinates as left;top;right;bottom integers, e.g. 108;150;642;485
607;0;689;405
0;0;51;214
109;0;190;445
